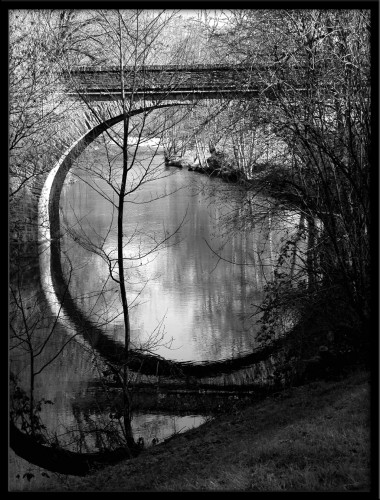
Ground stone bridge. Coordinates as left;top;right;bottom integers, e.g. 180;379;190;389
33;101;299;390
13;64;300;389
14;65;267;256
14;63;307;256
62;63;296;101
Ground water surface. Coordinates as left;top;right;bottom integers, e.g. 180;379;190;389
9;137;301;489
60;140;290;362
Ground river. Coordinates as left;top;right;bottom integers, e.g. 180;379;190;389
59;140;291;362
9;137;301;490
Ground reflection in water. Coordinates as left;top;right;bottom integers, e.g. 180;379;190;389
42;387;207;455
132;413;207;445
10;138;303;489
60;140;298;362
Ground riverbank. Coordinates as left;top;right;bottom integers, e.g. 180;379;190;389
39;368;370;492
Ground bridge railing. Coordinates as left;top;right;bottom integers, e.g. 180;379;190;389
65;64;252;74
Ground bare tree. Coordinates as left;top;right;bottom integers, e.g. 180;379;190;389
55;8;202;450
9;9;93;441
192;9;371;363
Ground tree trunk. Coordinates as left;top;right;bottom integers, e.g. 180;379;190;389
118;12;134;450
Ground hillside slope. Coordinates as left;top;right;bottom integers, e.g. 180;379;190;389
38;369;372;492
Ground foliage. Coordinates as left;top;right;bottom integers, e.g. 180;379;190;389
10;374;54;444
9;11;67;197
198;9;371;360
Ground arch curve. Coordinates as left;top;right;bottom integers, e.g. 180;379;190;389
38;105;191;376
38;105;287;380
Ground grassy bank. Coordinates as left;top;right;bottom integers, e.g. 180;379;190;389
39;368;371;492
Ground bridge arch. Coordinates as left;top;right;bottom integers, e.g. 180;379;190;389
38;102;289;382
38;104;190;374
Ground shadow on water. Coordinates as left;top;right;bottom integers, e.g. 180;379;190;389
50;226;290;382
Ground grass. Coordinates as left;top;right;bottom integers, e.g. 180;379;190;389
39;368;371;492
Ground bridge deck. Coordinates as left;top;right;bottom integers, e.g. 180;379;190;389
61;63;339;101
63;65;254;93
